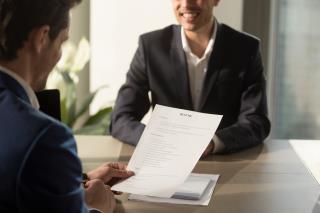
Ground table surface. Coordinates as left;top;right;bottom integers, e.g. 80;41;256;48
75;136;320;213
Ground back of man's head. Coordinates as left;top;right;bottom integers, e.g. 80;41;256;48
0;0;81;61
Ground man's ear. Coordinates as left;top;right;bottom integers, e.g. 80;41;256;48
30;25;50;54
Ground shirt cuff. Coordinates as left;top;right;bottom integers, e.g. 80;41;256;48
212;135;225;154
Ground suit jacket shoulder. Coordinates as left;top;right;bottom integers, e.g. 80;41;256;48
139;25;180;50
219;24;260;54
0;82;86;212
141;24;178;41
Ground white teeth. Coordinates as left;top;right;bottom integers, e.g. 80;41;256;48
183;13;197;19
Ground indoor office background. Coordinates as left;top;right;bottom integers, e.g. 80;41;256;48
66;0;320;140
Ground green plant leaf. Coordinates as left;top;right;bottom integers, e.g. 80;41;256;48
66;83;77;127
60;98;69;124
74;124;108;135
73;86;108;124
61;71;74;84
76;88;100;120
83;106;112;126
68;99;77;127
73;106;112;135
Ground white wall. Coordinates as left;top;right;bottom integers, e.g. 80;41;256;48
70;0;90;106
90;0;243;112
216;0;243;30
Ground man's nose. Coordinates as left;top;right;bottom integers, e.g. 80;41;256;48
180;0;196;8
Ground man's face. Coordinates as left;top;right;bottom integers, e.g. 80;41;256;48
34;27;69;91
172;0;219;32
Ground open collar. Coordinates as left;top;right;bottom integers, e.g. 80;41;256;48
0;65;39;109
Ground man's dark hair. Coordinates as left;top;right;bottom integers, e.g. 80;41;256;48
0;0;82;61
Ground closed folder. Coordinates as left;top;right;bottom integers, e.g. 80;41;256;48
171;175;212;200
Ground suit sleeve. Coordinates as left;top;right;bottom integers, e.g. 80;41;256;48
17;123;90;213
216;44;271;153
110;37;150;146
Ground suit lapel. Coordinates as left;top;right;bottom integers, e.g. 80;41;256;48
198;24;225;111
170;26;193;110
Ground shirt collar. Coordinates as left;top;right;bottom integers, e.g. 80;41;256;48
0;65;40;109
181;18;218;60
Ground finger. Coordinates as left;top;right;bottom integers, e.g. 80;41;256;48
84;182;90;188
201;151;209;159
107;177;123;187
109;168;135;178
202;149;209;156
85;179;95;188
106;188;116;209
105;184;113;191
111;196;116;211
85;179;103;190
108;162;127;170
204;149;210;156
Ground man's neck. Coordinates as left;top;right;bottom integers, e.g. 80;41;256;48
184;20;215;58
0;58;33;88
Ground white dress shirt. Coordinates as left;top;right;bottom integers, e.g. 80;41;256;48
0;65;39;109
181;19;225;153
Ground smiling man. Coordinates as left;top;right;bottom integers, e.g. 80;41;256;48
111;0;271;155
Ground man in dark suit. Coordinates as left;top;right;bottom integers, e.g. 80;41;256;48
110;0;271;155
0;0;133;212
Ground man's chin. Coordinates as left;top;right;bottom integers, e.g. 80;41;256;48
181;22;202;32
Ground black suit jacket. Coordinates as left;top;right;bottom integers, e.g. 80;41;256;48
110;23;271;153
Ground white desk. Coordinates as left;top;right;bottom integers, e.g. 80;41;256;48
75;135;123;171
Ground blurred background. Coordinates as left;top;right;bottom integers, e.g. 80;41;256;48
59;0;320;139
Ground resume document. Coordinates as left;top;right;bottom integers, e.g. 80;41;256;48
112;105;222;198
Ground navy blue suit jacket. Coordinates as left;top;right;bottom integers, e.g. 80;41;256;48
0;71;92;212
110;24;271;153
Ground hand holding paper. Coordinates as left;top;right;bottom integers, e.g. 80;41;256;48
112;105;222;198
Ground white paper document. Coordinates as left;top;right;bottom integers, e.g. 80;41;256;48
112;105;222;197
129;173;219;206
289;140;320;185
